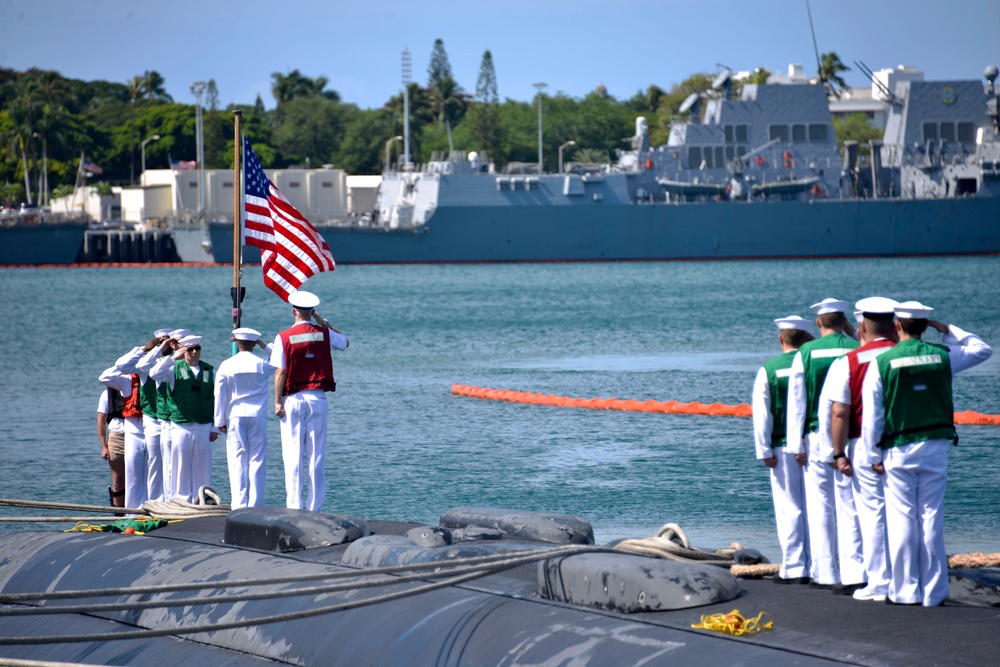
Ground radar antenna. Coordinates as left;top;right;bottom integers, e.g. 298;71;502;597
855;60;898;104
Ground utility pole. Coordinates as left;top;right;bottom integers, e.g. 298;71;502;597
533;82;548;174
191;81;207;212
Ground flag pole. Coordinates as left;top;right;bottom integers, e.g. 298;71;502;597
231;110;245;353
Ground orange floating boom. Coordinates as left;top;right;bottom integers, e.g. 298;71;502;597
451;384;1000;424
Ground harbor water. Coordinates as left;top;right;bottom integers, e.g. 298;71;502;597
1;257;998;561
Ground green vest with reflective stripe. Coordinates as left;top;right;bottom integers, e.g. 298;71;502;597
876;338;955;448
763;350;797;446
800;332;859;434
163;360;215;425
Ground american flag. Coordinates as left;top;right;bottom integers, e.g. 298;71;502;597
81;159;102;175
170;156;197;171
243;137;335;301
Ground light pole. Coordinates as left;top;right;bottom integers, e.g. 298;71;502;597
141;135;161;186
385;135;403;171
558;140;576;175
191;81;207;212
532;82;547;174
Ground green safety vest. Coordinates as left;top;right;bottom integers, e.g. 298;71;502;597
139;376;158;417
163;360;215;425
763;350;797;446
799;332;859;434
876;338;956;449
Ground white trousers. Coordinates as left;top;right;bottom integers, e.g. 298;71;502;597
769;448;809;579
123;428;148;512
883;439;950;606
851;439;890;595
169;422;213;503
225;414;268;509
160;420;173;500
280;391;328;512
141;415;164;502
803;431;839;584
835;440;865;586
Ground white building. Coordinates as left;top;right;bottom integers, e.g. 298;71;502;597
135;167;353;224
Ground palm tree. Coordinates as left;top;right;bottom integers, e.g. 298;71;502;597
143;70;173;102
7;78;40;205
126;76;144;183
818;52;850;95
428;74;468;126
271;70;340;122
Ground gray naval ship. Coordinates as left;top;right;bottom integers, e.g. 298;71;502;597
228;63;999;266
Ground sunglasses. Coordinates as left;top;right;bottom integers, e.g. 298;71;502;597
188;346;202;352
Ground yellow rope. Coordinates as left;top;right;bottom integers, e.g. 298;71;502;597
691;609;774;636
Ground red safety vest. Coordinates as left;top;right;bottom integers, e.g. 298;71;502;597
122;374;143;418
279;323;336;395
846;339;895;439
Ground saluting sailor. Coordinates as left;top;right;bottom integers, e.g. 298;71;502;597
270;291;349;512
137;328;191;498
861;302;991;606
752;315;815;584
786;298;859;588
214;327;274;508
820;296;898;602
150;334;218;502
99;344;153;511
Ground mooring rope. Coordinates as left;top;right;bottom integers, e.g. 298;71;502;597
615;523;742;567
0;487;230;522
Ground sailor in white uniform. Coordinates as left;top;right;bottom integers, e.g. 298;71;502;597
752;315;814;584
270;291;349;512
137;328;191;498
861;302;991;606
820;297;898;601
786;298;858;587
150;334;218;502
99;345;152;511
214;327;274;508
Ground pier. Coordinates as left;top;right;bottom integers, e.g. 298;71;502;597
80;229;181;263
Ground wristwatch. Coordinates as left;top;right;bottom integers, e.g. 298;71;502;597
833;453;846;460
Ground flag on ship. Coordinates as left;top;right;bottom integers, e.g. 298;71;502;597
242;137;335;301
169;156;197;171
81;159;102;175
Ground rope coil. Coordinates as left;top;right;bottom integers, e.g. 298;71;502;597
614;523;743;566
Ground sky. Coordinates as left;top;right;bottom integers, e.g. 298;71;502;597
3;0;1000;110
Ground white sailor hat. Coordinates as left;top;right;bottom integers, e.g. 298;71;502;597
177;335;202;348
169;328;192;340
810;298;850;315
894;300;934;319
854;311;864;323
855;296;899;316
288;290;320;309
153;328;173;338
231;327;261;341
774;315;811;331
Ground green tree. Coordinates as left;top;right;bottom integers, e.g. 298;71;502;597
142;70;173;102
271;96;351;167
818;52;850;94
205;79;220;111
271;70;339;123
833;112;882;151
426;39;453;88
428;74;467;126
468;50;502;158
